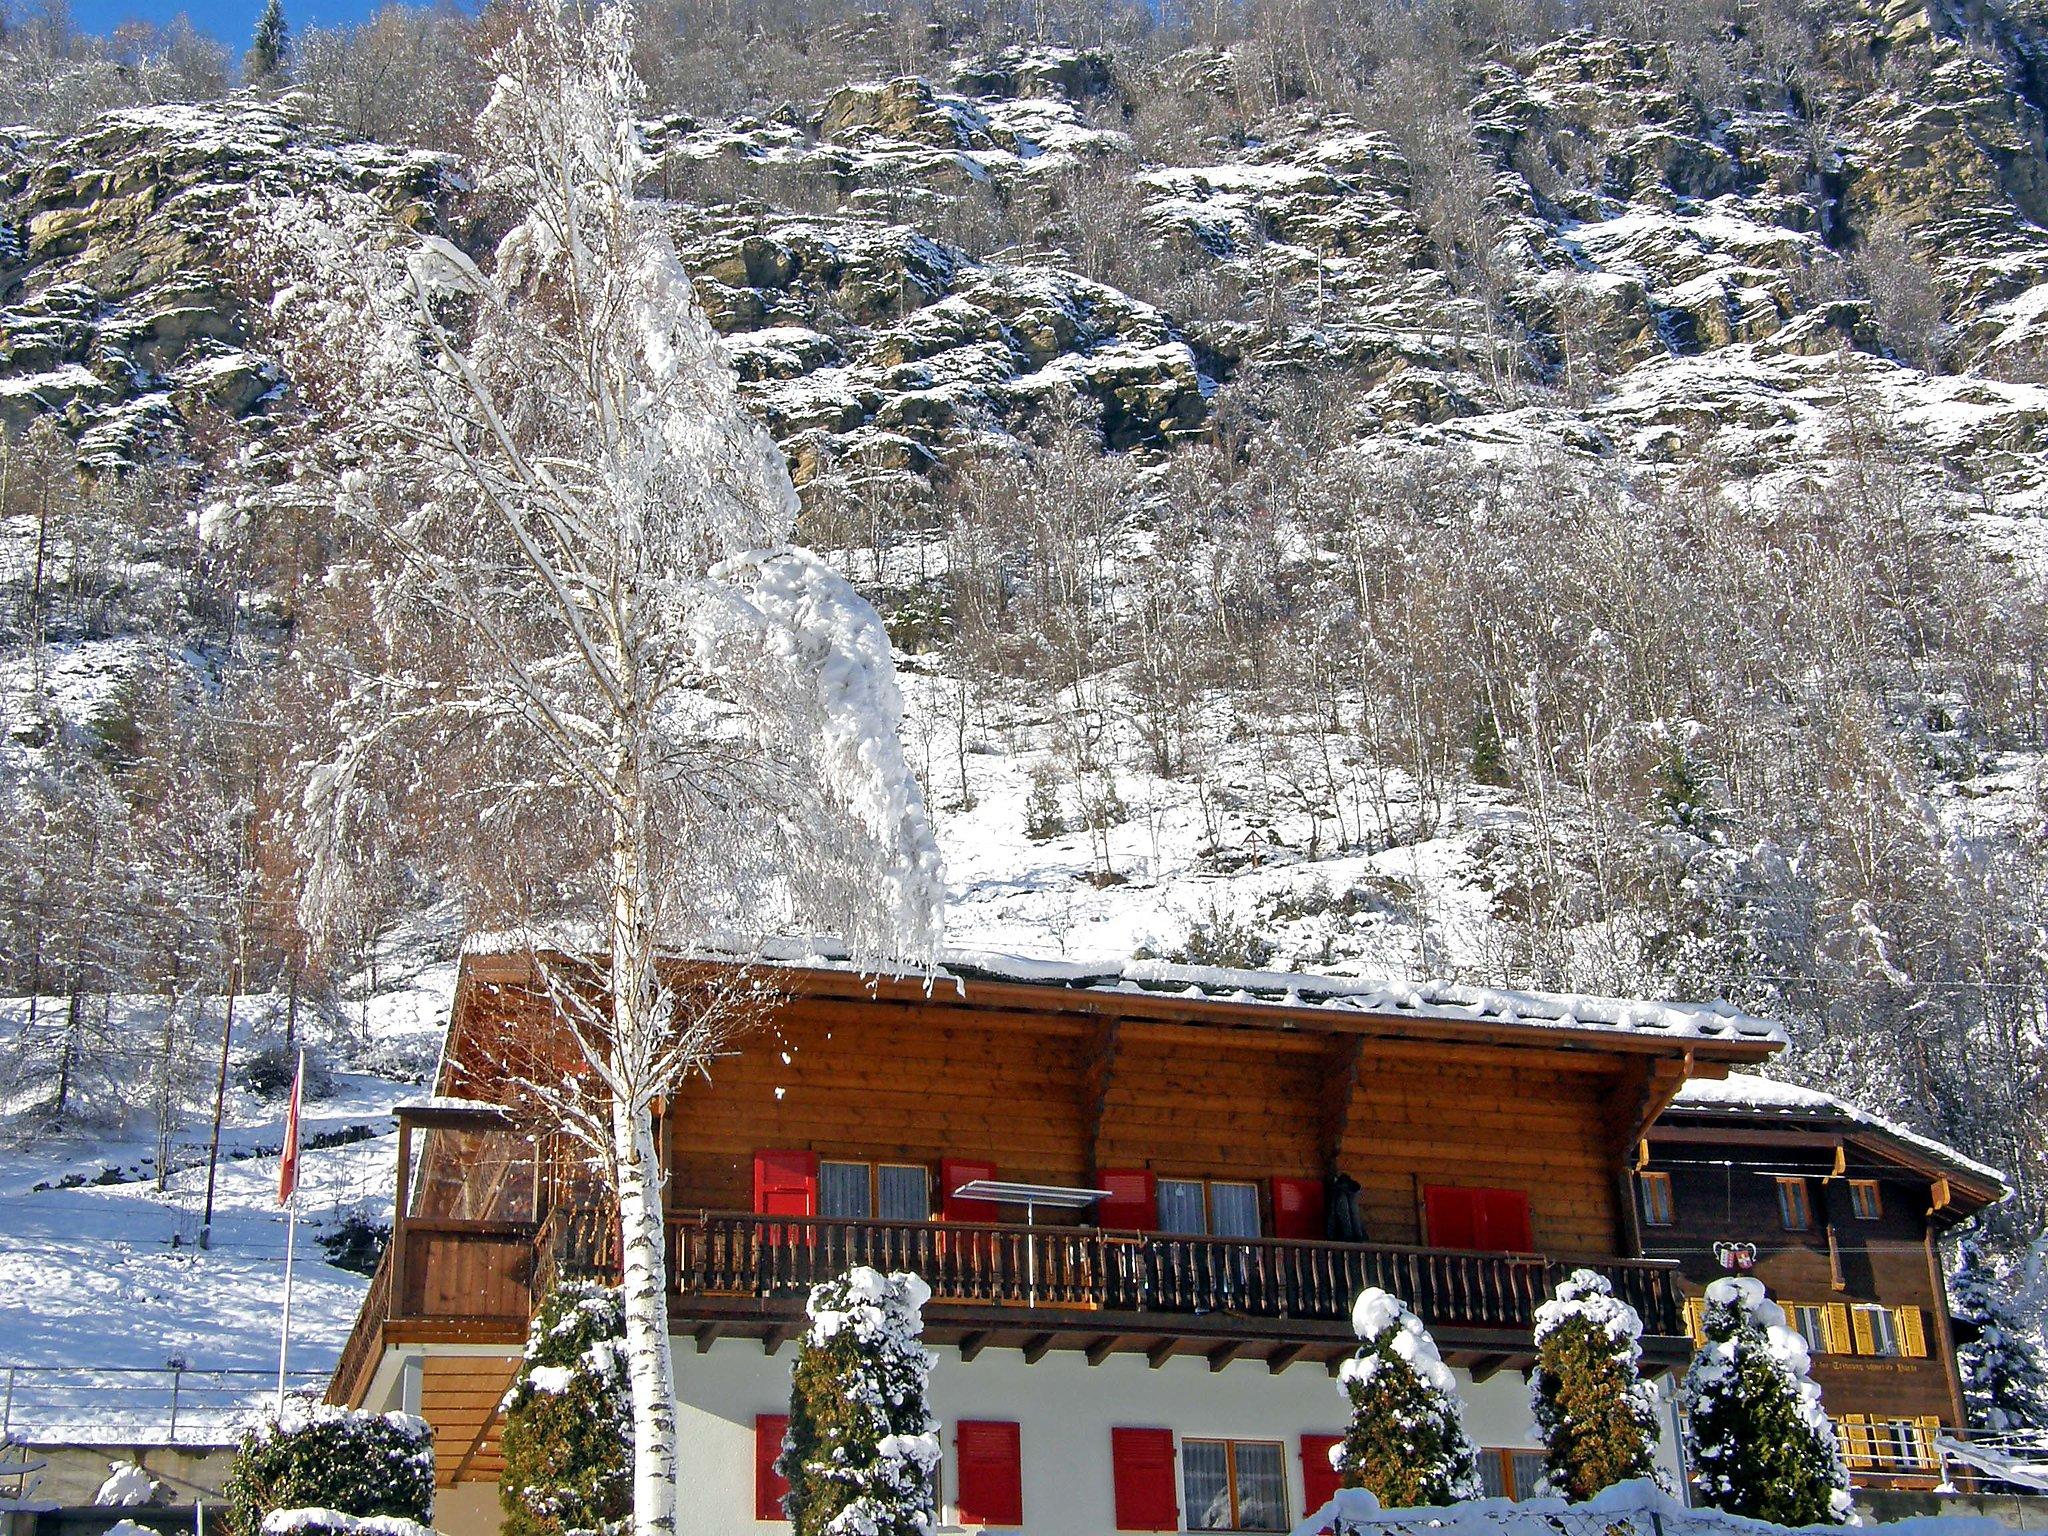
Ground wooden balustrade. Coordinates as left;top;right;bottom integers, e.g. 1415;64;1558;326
559;1211;1685;1337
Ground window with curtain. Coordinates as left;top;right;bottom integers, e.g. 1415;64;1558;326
1210;1182;1261;1238
1182;1440;1287;1531
820;1161;871;1219
878;1164;929;1221
1157;1178;1207;1234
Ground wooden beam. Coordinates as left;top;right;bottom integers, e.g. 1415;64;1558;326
1022;1333;1055;1364
1317;1034;1365;1174
1086;1335;1126;1366
1208;1341;1246;1373
1267;1342;1308;1374
958;1331;990;1363
1147;1338;1179;1369
1079;1015;1122;1174
1469;1354;1510;1384
763;1323;798;1355
693;1323;724;1353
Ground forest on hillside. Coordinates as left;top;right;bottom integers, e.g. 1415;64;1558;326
2;0;2047;1297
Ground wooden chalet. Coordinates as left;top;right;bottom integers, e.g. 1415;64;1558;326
331;949;1786;1536
1642;1077;2006;1491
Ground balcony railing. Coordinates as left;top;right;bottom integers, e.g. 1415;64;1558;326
543;1208;1683;1338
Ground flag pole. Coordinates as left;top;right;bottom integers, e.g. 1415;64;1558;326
276;1048;305;1416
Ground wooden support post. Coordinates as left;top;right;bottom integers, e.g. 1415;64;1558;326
1146;1338;1178;1369
1207;1341;1245;1373
1267;1342;1307;1374
1022;1333;1055;1364
1470;1354;1510;1384
694;1322;723;1353
392;1118;412;1316
1086;1335;1124;1366
958;1331;990;1363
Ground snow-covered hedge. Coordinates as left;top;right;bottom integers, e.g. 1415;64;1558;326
1530;1268;1661;1499
780;1266;940;1536
1681;1277;1851;1526
1334;1288;1483;1507
499;1282;632;1536
223;1403;434;1536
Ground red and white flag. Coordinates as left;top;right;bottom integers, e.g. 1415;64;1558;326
278;1051;304;1207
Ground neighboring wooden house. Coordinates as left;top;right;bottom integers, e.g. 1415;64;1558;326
1640;1077;2006;1491
330;948;1786;1536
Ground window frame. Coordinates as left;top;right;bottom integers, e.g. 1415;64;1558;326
817;1159;934;1222
1790;1304;1829;1354
1776;1176;1813;1231
1638;1170;1675;1227
1154;1177;1266;1239
1181;1437;1289;1532
1849;1179;1883;1221
1856;1303;1902;1357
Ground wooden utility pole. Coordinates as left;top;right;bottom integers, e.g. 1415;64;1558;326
200;955;240;1250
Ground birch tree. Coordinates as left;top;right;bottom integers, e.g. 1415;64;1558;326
240;7;944;1535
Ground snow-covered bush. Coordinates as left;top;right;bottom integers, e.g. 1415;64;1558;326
1530;1269;1661;1499
1335;1288;1483;1507
779;1267;940;1536
499;1283;633;1536
95;1461;157;1506
1680;1277;1851;1525
222;1404;434;1536
1953;1238;2048;1435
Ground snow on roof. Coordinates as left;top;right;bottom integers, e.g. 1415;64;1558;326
461;934;1787;1045
1671;1074;2006;1189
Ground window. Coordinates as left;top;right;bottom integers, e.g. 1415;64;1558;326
1155;1179;1264;1237
817;1161;933;1222
879;1164;931;1222
1776;1177;1813;1231
1854;1303;1901;1357
1791;1304;1829;1354
1183;1440;1287;1532
1850;1180;1883;1220
1846;1417;1940;1472
1879;1420;1932;1471
1638;1171;1674;1226
1475;1450;1546;1501
820;1161;872;1219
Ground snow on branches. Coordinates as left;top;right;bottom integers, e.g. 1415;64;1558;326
1336;1287;1484;1507
1681;1277;1852;1525
1530;1268;1661;1499
781;1267;941;1536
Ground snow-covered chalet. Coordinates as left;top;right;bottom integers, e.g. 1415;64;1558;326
330;947;1800;1536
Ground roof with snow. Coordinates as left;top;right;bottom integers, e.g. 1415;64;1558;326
461;932;1788;1052
1664;1073;2006;1198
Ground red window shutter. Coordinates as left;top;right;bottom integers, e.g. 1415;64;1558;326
1480;1188;1533;1252
942;1158;1000;1222
1300;1434;1344;1522
753;1150;818;1216
1422;1185;1479;1249
1097;1169;1157;1232
1111;1427;1177;1532
755;1414;791;1521
956;1420;1023;1526
1272;1176;1326;1241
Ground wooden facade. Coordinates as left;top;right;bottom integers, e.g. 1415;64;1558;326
1640;1090;2004;1490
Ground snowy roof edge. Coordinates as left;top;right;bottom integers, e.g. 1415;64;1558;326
461;930;1787;1046
1670;1075;2006;1192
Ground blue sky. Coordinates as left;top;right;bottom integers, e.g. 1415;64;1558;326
72;0;442;43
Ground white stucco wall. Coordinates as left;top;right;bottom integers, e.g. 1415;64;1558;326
674;1338;1689;1536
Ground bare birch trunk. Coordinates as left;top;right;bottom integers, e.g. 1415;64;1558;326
610;719;681;1536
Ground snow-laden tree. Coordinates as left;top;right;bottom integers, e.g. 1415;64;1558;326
1335;1288;1482;1507
1529;1268;1661;1499
1681;1277;1851;1524
779;1267;940;1536
1953;1237;2048;1436
241;8;944;1536
500;1283;632;1536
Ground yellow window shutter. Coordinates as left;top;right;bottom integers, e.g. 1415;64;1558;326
1850;1305;1877;1355
1898;1305;1928;1358
1822;1303;1852;1355
1684;1295;1707;1345
1915;1417;1943;1467
1840;1415;1872;1471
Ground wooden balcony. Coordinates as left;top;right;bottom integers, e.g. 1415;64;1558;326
539;1208;1688;1374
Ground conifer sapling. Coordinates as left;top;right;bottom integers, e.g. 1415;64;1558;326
500;1283;633;1536
1530;1268;1661;1499
245;0;288;84
1952;1237;2048;1436
1680;1277;1852;1524
1335;1288;1483;1507
779;1267;940;1536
